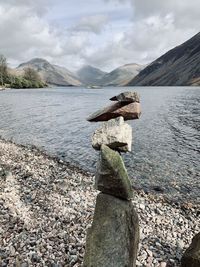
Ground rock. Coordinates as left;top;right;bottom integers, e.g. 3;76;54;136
160;262;167;267
87;102;141;122
95;145;133;200
177;240;185;250
112;102;141;120
181;232;200;267
87;102;125;122
83;193;139;267
92;116;132;152
31;253;41;263
110;91;140;103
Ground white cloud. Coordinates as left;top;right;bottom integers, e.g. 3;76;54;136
0;0;200;71
0;2;58;61
0;1;91;69
92;0;200;70
0;0;51;15
71;15;109;34
82;11;197;70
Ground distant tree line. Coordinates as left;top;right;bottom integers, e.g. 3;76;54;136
0;55;8;87
0;54;47;89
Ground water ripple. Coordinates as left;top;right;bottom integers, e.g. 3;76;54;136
0;87;199;203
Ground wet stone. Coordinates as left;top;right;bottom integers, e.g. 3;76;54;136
95;144;133;200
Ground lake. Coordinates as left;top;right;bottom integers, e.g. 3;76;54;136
0;87;199;203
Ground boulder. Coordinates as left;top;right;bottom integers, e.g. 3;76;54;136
92;116;132;152
87;102;141;122
83;193;139;267
110;91;140;103
181;232;200;267
95;144;133;200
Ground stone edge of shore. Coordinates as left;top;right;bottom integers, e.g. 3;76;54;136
0;135;198;210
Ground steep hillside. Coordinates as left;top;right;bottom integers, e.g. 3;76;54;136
18;58;81;86
128;32;200;86
101;63;144;86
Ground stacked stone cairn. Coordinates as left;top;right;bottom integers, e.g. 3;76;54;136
83;91;141;267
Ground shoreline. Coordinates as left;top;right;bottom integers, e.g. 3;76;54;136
1;135;198;208
0;135;90;177
0;137;199;266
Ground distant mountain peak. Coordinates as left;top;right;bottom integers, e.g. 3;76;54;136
77;65;107;85
17;58;81;86
27;58;49;63
18;58;50;68
101;63;144;86
123;63;141;67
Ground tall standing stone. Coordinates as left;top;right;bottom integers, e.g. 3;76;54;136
83;193;139;267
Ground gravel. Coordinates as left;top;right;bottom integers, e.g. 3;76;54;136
0;138;199;267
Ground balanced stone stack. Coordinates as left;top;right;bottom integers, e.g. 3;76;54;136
83;92;141;267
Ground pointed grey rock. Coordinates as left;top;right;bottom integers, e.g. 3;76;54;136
92;116;132;152
83;193;139;267
110;91;140;103
95;144;133;200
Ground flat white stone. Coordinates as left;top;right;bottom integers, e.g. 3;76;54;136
92;116;132;152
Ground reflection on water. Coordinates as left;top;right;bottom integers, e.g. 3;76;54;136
0;87;199;203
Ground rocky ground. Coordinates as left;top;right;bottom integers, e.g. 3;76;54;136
0;138;199;267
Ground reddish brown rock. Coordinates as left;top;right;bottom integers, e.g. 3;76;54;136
110;91;140;103
87;102;141;122
112;102;141;120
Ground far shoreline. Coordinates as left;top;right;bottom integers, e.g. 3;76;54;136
2;83;200;91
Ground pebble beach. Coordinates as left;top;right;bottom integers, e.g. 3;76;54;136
0;138;199;267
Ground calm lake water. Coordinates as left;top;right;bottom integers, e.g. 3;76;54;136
0;87;199;203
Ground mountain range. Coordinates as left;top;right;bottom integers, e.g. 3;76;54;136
13;32;200;87
76;63;144;86
128;32;200;86
16;59;143;87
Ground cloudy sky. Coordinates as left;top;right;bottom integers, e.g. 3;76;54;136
0;0;199;71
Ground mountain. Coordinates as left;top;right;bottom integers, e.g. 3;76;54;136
77;65;107;85
18;58;81;86
101;63;144;86
128;32;200;86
